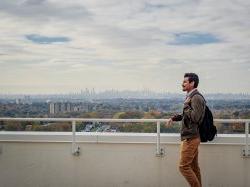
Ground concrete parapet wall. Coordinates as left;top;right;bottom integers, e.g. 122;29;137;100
0;132;249;187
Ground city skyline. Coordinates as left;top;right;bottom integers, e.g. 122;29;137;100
1;0;250;94
1;89;250;101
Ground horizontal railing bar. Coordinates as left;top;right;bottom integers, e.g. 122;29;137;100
214;119;250;123
0;117;250;123
0;118;168;123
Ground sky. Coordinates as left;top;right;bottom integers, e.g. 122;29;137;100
0;0;250;94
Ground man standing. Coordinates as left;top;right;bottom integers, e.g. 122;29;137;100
167;73;205;187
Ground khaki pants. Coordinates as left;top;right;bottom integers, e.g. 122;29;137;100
179;137;201;187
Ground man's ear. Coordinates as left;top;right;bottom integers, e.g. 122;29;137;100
190;81;195;88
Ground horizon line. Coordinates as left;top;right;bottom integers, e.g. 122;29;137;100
0;90;250;96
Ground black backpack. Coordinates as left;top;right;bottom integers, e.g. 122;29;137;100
199;105;217;142
191;92;217;142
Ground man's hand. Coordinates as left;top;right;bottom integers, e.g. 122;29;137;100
165;118;173;127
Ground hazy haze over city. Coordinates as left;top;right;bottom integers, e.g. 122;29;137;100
0;0;250;94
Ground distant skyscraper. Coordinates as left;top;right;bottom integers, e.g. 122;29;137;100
15;98;21;104
60;103;66;113
49;103;55;114
54;103;60;114
23;95;32;104
66;103;71;112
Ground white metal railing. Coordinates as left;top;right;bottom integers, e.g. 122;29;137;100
214;119;250;157
0;118;249;157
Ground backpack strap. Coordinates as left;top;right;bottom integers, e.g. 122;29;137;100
189;91;207;125
189;90;206;103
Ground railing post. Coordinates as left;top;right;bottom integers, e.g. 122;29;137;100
156;121;164;157
72;121;80;156
243;122;249;157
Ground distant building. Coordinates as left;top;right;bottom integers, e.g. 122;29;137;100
23;95;32;104
49;103;60;114
54;103;60;114
60;103;66;113
15;99;21;105
49;102;87;114
73;106;80;112
49;103;55;114
66;103;71;112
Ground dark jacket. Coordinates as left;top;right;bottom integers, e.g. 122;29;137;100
172;89;206;141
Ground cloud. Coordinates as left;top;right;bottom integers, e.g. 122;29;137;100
25;34;71;44
0;0;91;22
169;32;221;45
143;3;170;12
24;0;47;6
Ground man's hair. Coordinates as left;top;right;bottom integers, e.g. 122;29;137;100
184;73;199;88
